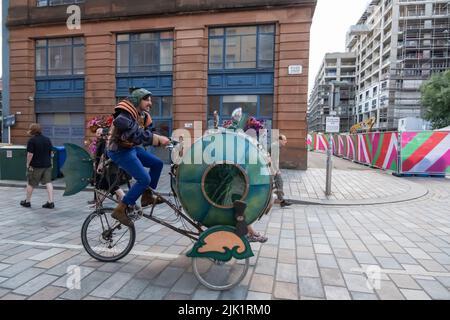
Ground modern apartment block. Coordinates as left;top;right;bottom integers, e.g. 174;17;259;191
346;0;450;131
4;0;317;169
307;52;356;132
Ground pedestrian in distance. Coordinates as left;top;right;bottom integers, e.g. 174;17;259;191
20;123;55;209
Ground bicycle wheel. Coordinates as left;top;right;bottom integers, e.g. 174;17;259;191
81;208;136;262
192;256;249;291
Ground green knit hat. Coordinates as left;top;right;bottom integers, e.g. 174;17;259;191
128;88;152;107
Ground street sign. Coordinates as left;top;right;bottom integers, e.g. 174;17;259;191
288;65;303;75
329;111;337;116
326;116;340;133
3;115;16;128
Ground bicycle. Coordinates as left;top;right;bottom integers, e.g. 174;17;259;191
78;139;256;290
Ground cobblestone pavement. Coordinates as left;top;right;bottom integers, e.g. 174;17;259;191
0;154;449;300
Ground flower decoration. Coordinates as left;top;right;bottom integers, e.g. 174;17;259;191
245;117;265;132
86;115;114;155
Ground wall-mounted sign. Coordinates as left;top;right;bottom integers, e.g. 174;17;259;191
326;117;340;133
288;65;303;75
3;115;16;128
6;150;12;158
184;123;193;129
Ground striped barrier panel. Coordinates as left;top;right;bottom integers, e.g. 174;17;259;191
371;132;398;171
307;134;312;150
313;133;329;152
355;133;372;165
400;131;450;175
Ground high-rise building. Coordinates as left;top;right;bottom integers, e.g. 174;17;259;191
308;52;356;132
4;0;317;169
346;0;450;131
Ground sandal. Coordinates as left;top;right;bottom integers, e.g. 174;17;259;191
246;232;268;243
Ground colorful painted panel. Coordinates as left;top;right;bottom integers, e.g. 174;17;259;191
371;132;398;171
400;131;450;175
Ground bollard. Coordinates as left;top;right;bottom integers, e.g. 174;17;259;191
325;134;332;196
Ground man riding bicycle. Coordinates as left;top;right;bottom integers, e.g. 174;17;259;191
107;88;170;227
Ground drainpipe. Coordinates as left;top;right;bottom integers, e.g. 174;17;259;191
2;0;10;143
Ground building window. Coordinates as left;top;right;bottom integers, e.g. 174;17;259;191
207;95;273;129
149;96;173;137
116;31;173;74
208;25;275;70
36;37;85;76
37;0;84;7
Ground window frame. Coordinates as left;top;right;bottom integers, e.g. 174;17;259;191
207;94;274;126
208;25;275;71
116;31;174;75
35;37;85;77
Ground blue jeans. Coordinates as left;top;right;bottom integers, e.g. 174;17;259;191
108;146;163;206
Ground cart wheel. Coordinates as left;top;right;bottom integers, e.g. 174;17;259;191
192;256;249;291
81;208;135;262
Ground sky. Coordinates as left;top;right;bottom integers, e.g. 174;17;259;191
308;0;371;95
0;1;370;86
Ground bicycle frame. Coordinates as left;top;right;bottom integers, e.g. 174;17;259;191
92;143;204;241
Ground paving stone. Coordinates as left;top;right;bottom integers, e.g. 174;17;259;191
314;244;333;254
221;285;248;300
59;271;111;300
405;248;432;260
246;291;272;299
278;249;296;264
337;258;361;274
171;273;199;295
317;254;338;269
51;266;95;288
136;259;171;280
417;259;448;272
2;248;46;264
416;279;450;300
353;252;377;265
298;277;324;298
152;267;185;288
392;253;418;265
400;289;431;300
376;280;405;300
376;257;403;270
343;273;375;294
351;292;378;300
13;274;59;296
273;281;298;300
254;257;277;276
115;278;149;300
138;285;170;300
28;286;67;300
435;276;450;288
324;286;351;300
297;259;320;278
297;246;315;259
320;268;346;287
35;250;79;269
192;288;221;300
389;274;421;290
249;274;273;293
276;263;297;283
90;272;134;299
333;248;354;259
0;268;45;290
29;248;66;261
0;293;27;300
0;260;36;278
